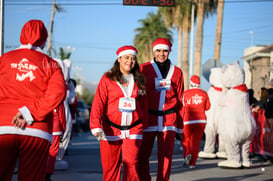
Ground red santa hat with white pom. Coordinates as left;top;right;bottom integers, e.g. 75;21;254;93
190;75;200;88
116;45;138;58
152;38;172;52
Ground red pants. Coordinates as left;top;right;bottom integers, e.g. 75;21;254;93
0;134;50;181
100;139;142;181
138;131;176;181
182;124;206;166
46;135;61;174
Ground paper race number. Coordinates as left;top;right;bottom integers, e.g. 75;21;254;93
119;97;136;112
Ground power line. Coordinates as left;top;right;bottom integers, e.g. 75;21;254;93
5;2;121;5
5;0;273;5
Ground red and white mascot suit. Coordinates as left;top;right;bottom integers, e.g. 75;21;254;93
218;61;256;168
199;67;226;159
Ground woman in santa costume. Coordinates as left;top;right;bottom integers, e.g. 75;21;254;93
0;20;66;181
181;75;211;168
138;38;184;181
90;45;148;181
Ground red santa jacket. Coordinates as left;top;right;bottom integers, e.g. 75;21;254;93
52;102;66;136
90;73;148;141
0;20;66;142
140;60;184;133
182;88;211;126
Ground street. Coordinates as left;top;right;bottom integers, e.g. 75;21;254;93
13;132;273;181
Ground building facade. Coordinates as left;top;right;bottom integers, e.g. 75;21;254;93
242;44;273;99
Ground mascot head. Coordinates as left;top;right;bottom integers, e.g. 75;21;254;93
222;60;245;88
209;67;223;88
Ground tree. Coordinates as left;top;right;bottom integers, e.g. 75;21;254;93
213;0;224;61
81;88;94;106
134;12;173;64
194;0;217;76
159;1;193;90
59;47;71;60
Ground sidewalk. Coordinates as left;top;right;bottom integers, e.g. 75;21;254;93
12;132;273;181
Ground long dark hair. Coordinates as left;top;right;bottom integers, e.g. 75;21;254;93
106;59;145;91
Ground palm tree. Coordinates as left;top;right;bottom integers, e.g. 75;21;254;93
158;1;192;90
194;0;217;76
134;12;172;64
213;0;224;61
59;47;71;60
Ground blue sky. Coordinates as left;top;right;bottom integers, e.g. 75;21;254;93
3;0;273;90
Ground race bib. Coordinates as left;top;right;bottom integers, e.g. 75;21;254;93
119;97;136;112
155;78;171;91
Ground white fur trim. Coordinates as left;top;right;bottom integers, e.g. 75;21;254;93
143;125;177;132
18;44;43;53
18;106;34;125
91;128;103;136
0;126;52;142
190;81;200;88
53;131;63;136
153;44;170;52
183;120;206;125
118;50;137;57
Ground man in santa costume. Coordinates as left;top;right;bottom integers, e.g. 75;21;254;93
0;19;66;181
181;75;211;168
138;38;184;181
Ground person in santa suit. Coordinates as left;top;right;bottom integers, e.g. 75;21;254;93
46;102;66;181
138;38;184;181
181;75;211;168
90;45;148;181
0;19;66;181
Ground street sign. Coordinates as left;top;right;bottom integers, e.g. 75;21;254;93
202;59;223;82
123;0;175;7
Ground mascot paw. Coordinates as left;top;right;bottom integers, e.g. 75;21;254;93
198;151;216;159
218;160;241;168
242;161;251;168
216;152;227;159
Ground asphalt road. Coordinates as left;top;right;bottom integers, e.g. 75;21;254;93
12;132;273;181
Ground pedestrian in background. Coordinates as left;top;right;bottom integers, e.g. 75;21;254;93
138;38;184;181
0;19;66;181
90;45;148;181
181;75;211;168
54;58;76;159
248;89;258;109
46;102;66;181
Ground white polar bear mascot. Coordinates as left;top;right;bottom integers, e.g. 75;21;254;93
199;67;226;159
218;60;256;168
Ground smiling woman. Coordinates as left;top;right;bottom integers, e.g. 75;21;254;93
89;45;148;181
118;54;136;75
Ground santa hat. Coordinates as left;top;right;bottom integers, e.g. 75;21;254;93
152;38;172;52
190;75;200;87
116;45;138;57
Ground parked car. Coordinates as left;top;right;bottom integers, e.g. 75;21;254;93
76;99;90;132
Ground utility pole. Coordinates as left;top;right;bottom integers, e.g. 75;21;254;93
47;0;56;57
0;0;4;56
